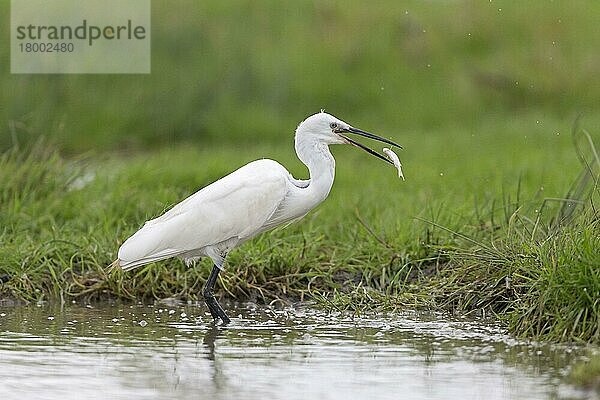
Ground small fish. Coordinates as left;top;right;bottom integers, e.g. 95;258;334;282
383;147;404;180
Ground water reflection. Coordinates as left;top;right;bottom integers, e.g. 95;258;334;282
0;303;594;400
203;325;229;391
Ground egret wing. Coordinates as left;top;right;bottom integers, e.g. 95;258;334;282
118;159;289;268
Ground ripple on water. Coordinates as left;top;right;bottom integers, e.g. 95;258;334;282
0;303;594;400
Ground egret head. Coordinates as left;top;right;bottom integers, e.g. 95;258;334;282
296;111;402;164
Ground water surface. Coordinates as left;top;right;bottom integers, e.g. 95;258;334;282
0;303;594;400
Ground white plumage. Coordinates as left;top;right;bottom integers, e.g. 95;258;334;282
114;111;402;323
118;159;292;270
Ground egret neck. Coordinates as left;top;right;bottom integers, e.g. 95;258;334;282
294;135;336;204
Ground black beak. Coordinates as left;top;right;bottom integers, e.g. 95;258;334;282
339;127;402;165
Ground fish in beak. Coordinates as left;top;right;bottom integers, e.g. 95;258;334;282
337;126;402;166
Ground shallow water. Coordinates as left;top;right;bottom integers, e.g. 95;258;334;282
0;302;595;400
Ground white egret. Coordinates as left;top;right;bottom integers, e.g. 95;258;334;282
113;111;402;323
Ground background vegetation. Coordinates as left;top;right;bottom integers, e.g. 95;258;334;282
0;1;598;343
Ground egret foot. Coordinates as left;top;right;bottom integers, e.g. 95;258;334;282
202;265;231;324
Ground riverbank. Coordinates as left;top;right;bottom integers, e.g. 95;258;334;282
1;117;597;343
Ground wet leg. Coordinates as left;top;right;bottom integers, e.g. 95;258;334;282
202;265;231;324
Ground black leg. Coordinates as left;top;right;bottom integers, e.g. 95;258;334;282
202;265;231;324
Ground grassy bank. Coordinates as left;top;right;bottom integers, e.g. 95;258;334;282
1;116;597;343
320;124;599;343
1;0;599;345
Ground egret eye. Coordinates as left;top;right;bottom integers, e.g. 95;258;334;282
330;122;338;130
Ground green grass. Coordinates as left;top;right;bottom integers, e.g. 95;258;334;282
321;125;599;343
410;208;599;342
1;117;597;343
1;0;599;343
